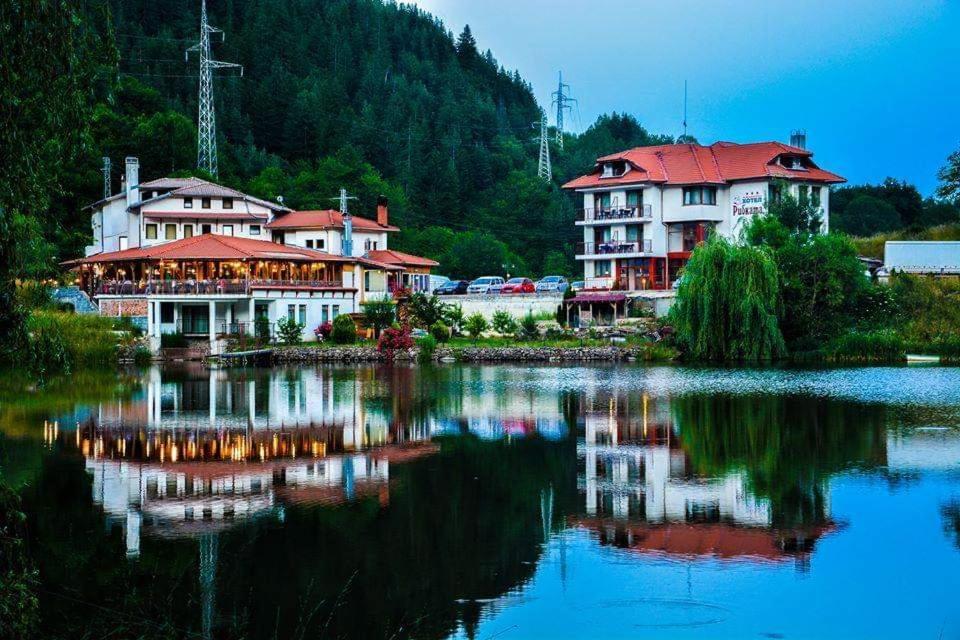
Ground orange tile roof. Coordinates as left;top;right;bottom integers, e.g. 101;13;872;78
77;234;354;264
266;209;399;232
563;141;845;190
365;249;439;268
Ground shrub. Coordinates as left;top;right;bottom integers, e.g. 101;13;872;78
277;316;304;346
430;320;451;343
492;310;517;335
443;303;465;335
132;345;153;366
409;292;448;328
330;314;357;344
555;304;566;327
377;325;414;357
15;281;53;310
464;313;488;339
416;334;437;362
517;313;539;340
254;315;272;343
0;481;38;639
362;297;395;336
314;321;333;341
160;332;188;349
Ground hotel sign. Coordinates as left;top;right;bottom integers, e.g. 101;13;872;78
733;190;765;217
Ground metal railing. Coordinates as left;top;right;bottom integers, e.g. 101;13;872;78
576;239;653;256
218;321;274;338
94;278;343;296
577;204;652;223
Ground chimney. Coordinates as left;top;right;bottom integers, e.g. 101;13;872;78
377;195;389;227
124;157;140;207
790;130;807;150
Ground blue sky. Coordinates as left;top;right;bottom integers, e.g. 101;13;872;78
410;0;960;195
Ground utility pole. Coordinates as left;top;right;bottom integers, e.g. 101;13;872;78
186;0;242;178
551;71;576;150
537;110;552;182
102;157;111;199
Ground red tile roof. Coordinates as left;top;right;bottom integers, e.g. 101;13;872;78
365;249;439;268
77;234;354;264
266;209;399;232
144;211;268;221
563;141;845;190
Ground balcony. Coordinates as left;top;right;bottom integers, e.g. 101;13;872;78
93;279;343;297
576;204;653;225
575;239;653;258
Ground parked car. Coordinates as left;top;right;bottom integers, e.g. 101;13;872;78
571;281;585;292
435;279;469;295
429;275;450;293
671;275;684;290
501;277;536;294
535;275;569;293
467;276;504;295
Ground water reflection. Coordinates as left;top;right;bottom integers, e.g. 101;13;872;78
5;364;960;639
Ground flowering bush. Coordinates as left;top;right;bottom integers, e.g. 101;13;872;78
377;325;414;357
314;321;333;340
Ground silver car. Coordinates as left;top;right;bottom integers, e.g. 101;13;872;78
467;276;504;294
535;275;569;293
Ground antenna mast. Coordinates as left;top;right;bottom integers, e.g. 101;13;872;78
551;71;576;150
682;80;688;141
186;0;243;177
537;110;552;182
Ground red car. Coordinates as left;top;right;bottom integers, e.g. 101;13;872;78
500;277;535;294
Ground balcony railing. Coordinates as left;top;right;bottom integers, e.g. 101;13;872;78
577;204;652;223
94;278;343;296
218;321;275;339
576;239;653;256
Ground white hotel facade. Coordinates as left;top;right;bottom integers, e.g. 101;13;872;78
563;135;845;291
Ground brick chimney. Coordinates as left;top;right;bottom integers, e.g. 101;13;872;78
377;195;389;227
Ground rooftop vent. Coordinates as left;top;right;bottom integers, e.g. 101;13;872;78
790;130;807;150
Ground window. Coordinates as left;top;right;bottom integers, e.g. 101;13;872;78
682;186;717;206
364;270;372;292
626;190;642;207
222;197;233;209
145;224;158;240
183;198;193;209
183;224;194;239
201;224;212;235
222;225;234;236
811;186;822;208
287;304;296;320
365;239;378;251
321;306;329;324
306;240;314;249
160;303;174;323
201;197;211;209
626;224;641;242
249;224;261;236
298;304;306;326
595;260;612;277
317;238;325;250
165;224;177;240
119;236;128;250
331;305;340;319
799;185;809;206
768;184;782;205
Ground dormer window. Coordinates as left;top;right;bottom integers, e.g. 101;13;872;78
782;155;806;170
600;161;627;178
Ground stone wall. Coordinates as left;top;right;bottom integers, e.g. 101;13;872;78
98;298;148;317
271;343;671;364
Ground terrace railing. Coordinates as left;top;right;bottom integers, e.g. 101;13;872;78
576;239;653;256
576;204;652;223
94;278;343;296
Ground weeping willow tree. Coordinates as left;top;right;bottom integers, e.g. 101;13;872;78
671;237;786;361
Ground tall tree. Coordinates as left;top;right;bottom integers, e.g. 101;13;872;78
938;148;960;203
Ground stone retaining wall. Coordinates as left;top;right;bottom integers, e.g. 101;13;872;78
272;344;665;364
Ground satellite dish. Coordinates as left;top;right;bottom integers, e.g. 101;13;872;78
277;195;285;205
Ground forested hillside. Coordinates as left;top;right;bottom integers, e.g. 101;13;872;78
43;0;670;279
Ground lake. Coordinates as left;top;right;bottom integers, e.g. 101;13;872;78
2;363;960;639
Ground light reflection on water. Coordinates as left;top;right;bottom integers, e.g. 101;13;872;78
3;363;960;639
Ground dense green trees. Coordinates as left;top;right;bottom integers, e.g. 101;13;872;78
831;177;959;236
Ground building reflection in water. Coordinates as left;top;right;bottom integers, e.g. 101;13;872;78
573;393;838;567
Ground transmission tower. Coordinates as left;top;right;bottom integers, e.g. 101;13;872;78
102;157;111;199
551;71;576;150
186;0;242;178
537;111;552;182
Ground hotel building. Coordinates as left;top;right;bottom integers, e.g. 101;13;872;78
563;135;844;292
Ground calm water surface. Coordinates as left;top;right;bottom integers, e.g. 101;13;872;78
2;364;960;639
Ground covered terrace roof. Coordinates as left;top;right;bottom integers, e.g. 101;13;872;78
72;234;354;264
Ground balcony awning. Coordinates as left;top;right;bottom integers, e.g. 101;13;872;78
567;293;626;304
